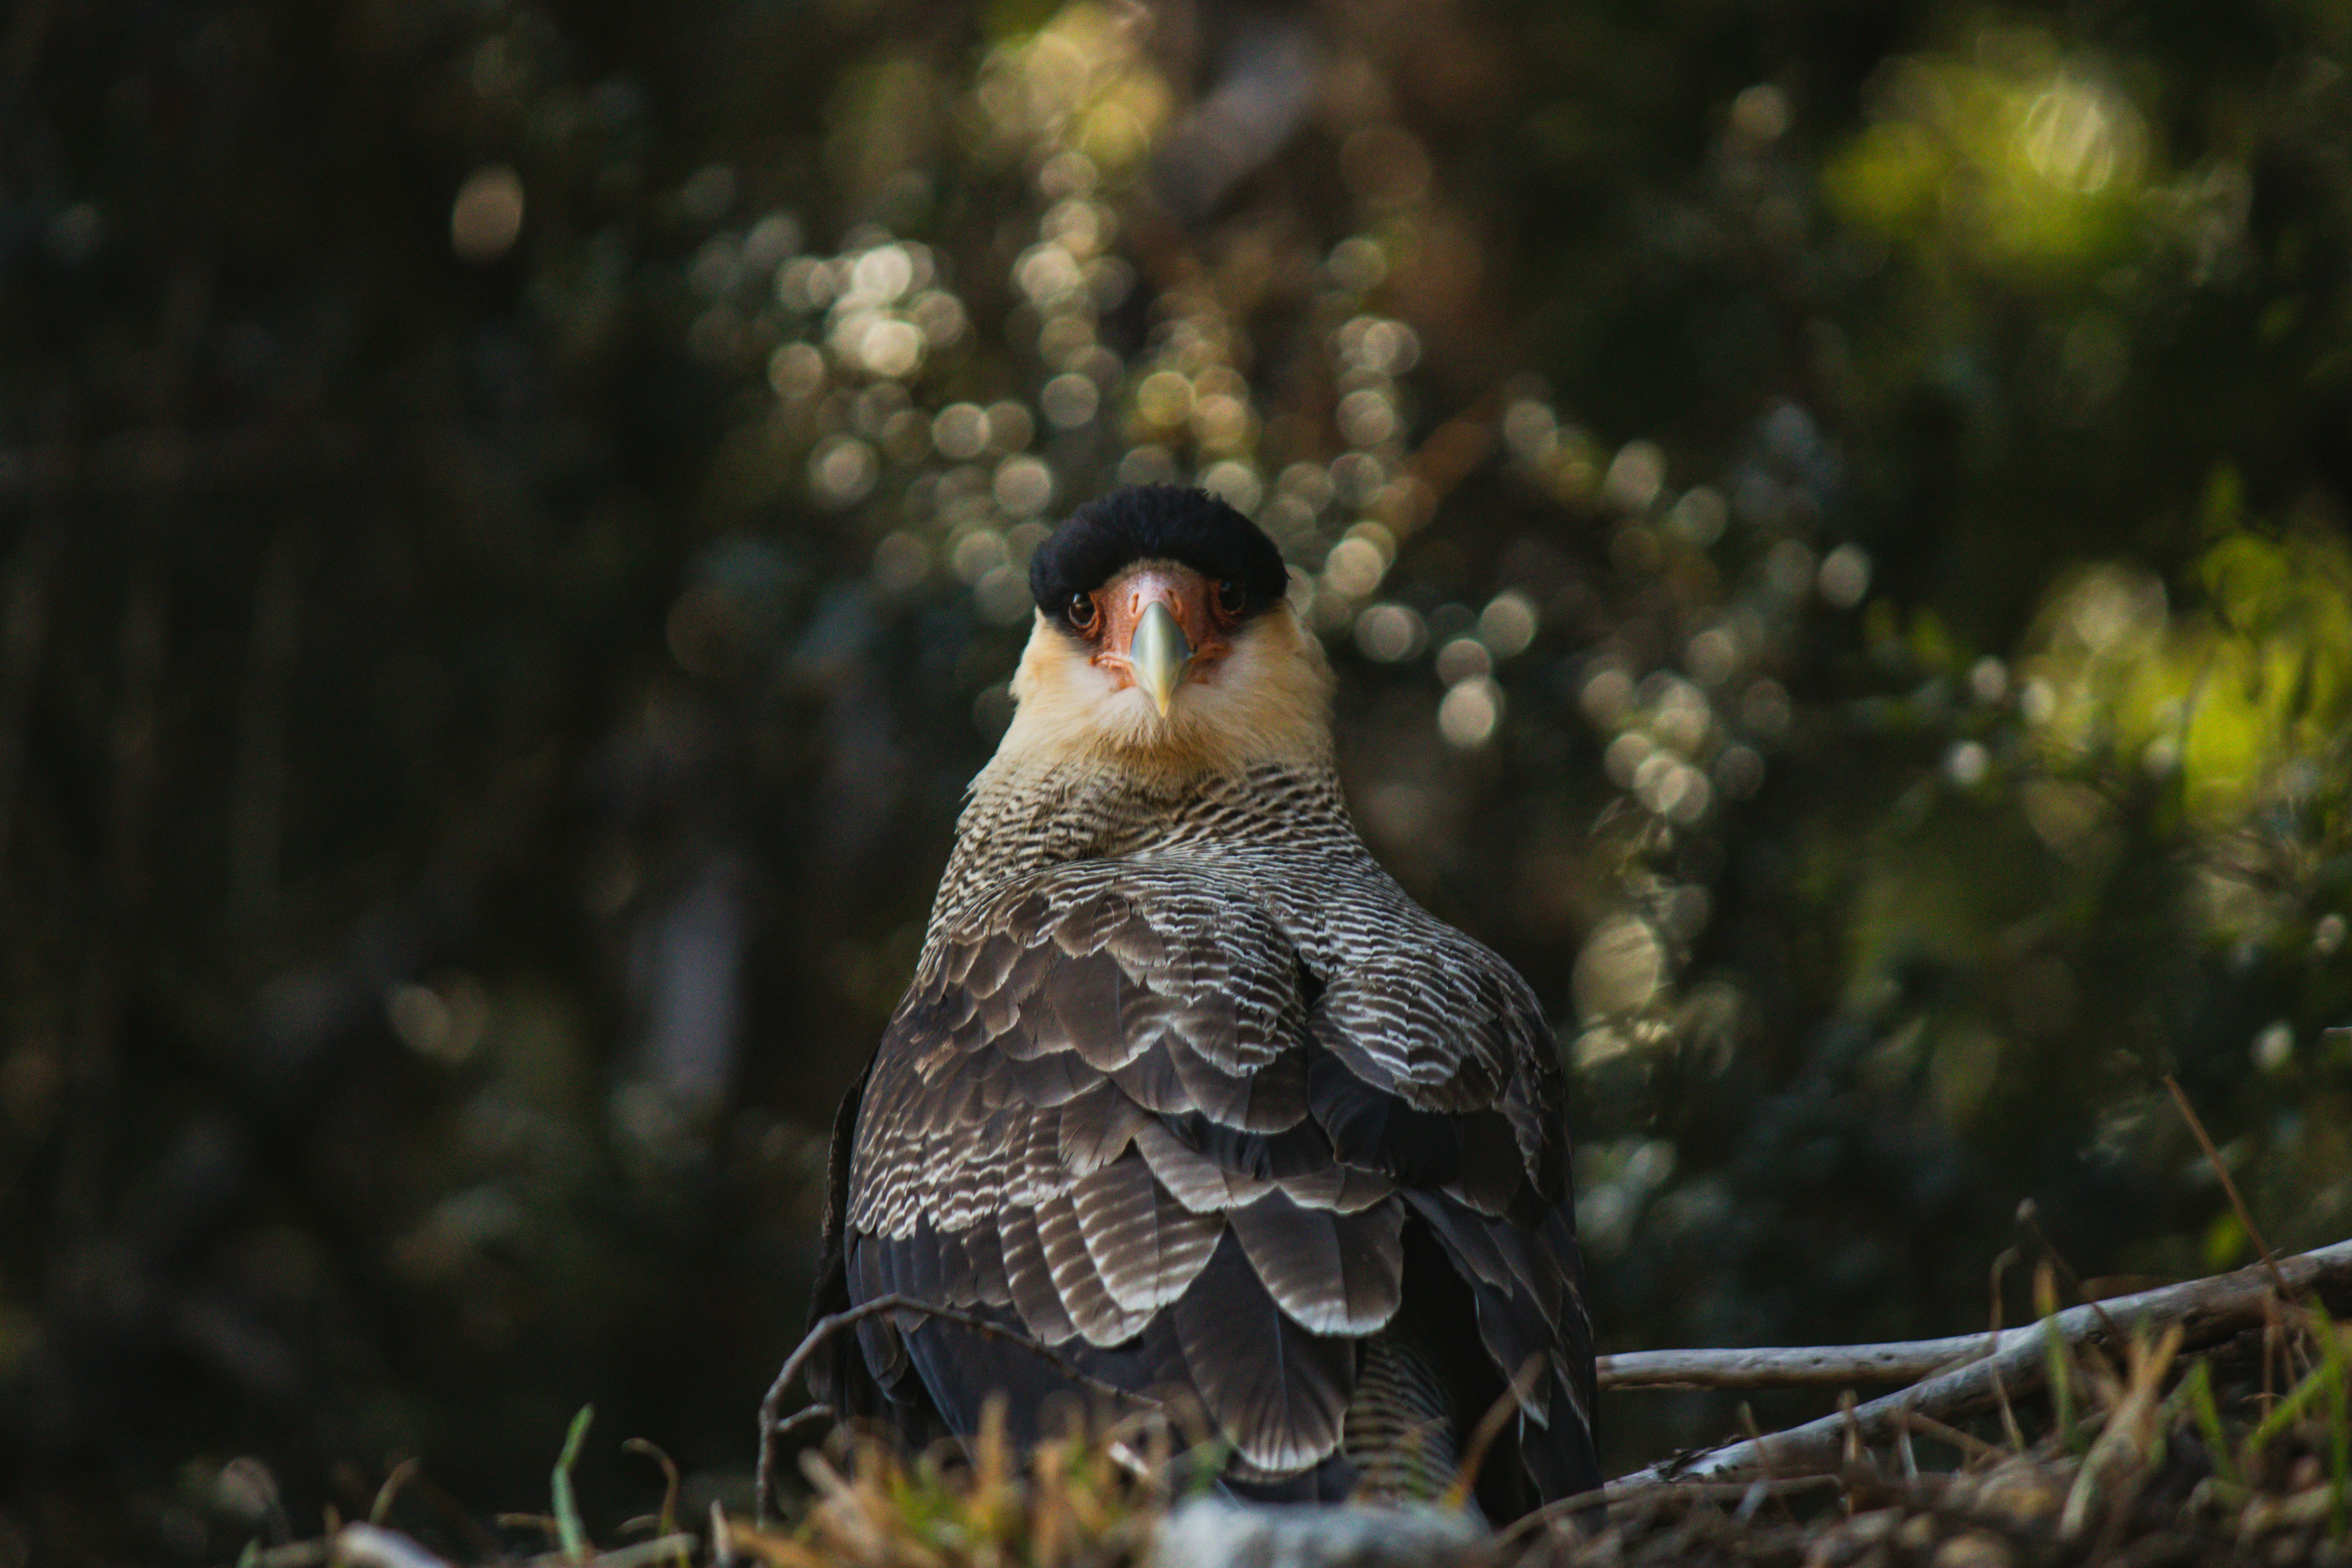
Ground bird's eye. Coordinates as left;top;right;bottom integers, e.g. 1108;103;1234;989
1214;578;1244;616
1067;590;1099;630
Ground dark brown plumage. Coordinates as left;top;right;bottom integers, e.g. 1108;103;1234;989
806;486;1597;1519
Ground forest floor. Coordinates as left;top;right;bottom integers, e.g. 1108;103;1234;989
240;1252;2352;1568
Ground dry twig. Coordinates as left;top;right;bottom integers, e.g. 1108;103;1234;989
1600;1336;2003;1390
1610;1235;2352;1487
2165;1074;2294;1305
754;1292;1159;1521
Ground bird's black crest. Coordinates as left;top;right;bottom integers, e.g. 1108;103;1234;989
1029;486;1290;629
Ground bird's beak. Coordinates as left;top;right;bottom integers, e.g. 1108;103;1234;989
1128;599;1192;718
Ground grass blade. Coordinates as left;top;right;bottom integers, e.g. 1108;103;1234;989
553;1405;594;1562
2037;1263;2078;1454
2180;1359;2240;1486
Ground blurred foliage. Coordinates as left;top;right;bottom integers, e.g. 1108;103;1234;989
3;0;2352;1561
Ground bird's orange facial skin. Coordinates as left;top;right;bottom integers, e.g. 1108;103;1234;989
1074;563;1232;692
1001;557;1330;775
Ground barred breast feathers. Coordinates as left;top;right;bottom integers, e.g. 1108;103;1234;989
927;599;1340;942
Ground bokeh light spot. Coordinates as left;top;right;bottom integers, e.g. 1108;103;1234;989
933;403;991;460
768;342;826;401
1192;393;1251;451
1136;370;1192;426
809;436;878;507
1604;441;1665;511
859;318;924;379
1574;913;1664;1024
1040;373;1099;428
1478;591;1538;658
1687;627;1740;686
1355;604;1425;663
1200;461;1261;514
451;165;524;263
1436;637;1492;687
2314;916;2347;958
1582;666;1636;728
1731;84;1790;143
993;455;1054;517
854;244;915;301
951;529;1007;584
974;566;1033;624
1666;486;1728;547
1503;400;1558;462
1325;236;1387;292
1715;745;1766;799
1337;388;1398;448
1438;677;1502;748
1322;537;1385;599
1817;544;1872;608
1118;445;1177;487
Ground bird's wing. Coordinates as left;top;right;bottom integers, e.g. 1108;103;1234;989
1304;904;1597;1502
822;856;1593;1501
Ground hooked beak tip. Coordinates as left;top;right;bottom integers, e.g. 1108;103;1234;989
1129;599;1192;718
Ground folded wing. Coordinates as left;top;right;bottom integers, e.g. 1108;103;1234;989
813;857;1595;1506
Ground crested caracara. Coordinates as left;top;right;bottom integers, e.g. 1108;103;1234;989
806;485;1597;1519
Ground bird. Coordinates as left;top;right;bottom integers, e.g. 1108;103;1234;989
805;484;1597;1520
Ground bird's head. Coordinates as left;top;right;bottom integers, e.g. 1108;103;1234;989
995;485;1332;775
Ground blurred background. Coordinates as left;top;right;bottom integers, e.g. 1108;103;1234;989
4;0;2351;1558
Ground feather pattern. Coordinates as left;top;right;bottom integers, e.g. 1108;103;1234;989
809;607;1596;1517
1228;1188;1405;1336
1173;1231;1356;1473
1071;1153;1223;1314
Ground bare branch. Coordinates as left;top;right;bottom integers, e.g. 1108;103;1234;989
1610;1235;2352;1487
1601;1336;1998;1390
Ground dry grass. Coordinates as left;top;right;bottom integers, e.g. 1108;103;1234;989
1521;1304;2352;1568
239;1302;2352;1568
727;1399;1182;1568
